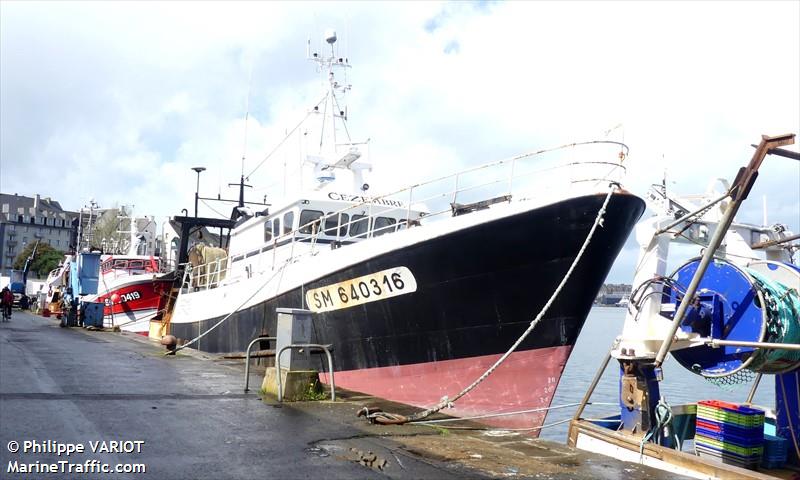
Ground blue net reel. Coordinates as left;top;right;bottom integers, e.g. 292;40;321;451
662;259;800;379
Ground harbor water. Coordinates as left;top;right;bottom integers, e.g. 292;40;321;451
542;306;776;441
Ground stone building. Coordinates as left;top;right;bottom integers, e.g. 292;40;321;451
0;193;79;277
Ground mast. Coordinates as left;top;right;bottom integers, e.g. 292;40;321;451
311;29;350;156
227;175;252;219
243;29;369;195
305;29;370;192
129;205;136;255
238;175;246;208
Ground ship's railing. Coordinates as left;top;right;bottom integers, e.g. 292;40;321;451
180;140;628;293
100;257;168;283
181;255;230;292
299;140;628;249
181;232;296;292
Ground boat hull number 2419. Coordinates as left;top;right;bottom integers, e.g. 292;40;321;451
305;266;417;313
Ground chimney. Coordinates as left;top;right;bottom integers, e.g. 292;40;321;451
34;194;40;210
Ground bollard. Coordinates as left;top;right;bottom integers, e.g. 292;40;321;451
161;335;177;355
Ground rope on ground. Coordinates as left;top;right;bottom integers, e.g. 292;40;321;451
167;262;289;356
360;183;620;426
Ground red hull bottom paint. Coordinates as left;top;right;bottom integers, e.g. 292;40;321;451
321;345;572;434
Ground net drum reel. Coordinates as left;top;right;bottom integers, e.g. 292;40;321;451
662;258;800;379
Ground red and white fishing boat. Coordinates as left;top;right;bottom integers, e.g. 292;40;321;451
83;255;172;335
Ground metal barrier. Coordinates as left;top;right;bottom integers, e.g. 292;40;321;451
244;335;276;393
275;343;335;402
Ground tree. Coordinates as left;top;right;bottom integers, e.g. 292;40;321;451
12;242;65;279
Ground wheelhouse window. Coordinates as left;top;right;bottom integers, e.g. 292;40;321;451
373;217;397;237
349;215;370;238
324;212;349;237
264;220;273;242
299;210;324;234
283;211;294;235
272;218;281;238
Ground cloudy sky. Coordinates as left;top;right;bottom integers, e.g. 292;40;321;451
1;1;798;281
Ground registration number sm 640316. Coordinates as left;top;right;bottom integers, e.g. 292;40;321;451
305;266;417;313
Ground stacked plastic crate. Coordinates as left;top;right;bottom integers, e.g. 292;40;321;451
695;400;764;469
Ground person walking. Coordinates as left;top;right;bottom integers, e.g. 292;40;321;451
1;286;13;321
19;294;30;310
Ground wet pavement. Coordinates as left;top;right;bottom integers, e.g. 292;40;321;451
1;311;685;479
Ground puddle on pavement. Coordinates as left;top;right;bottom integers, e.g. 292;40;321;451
309;443;390;472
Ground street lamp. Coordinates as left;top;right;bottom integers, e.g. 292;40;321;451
191;167;206;217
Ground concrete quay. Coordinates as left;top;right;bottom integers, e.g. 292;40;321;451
0;311;685;479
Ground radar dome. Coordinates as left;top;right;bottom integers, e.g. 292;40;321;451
324;29;337;44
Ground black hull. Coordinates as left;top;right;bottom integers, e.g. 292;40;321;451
172;192;645;372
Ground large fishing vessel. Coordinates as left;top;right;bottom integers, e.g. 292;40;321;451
165;31;646;431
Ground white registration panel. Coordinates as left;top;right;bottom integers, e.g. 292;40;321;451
306;266;417;313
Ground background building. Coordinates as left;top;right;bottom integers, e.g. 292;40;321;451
89;206;159;256
595;283;632;306
0;193;79;278
134;217;158;256
2;192;228;279
158;219;223;271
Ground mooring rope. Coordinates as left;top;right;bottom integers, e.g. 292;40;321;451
361;183;620;425
639;398;679;458
414;401;617;424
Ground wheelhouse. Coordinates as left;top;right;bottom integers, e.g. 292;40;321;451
228;192;424;257
100;256;161;275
